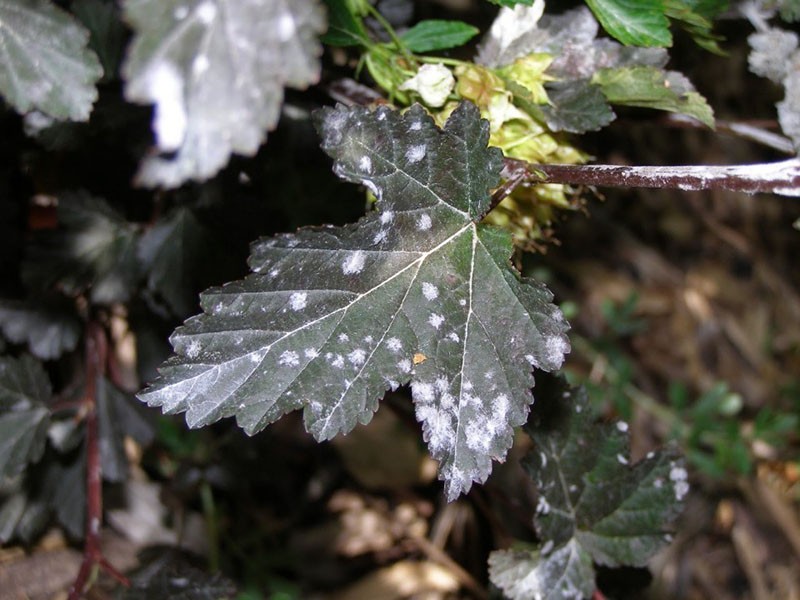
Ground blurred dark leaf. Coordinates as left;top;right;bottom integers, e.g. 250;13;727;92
44;448;86;540
539;79;616;133
0;355;52;479
138;207;219;318
23;191;140;304
0;295;81;360
97;376;155;483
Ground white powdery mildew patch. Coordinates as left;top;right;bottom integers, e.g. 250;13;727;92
428;313;444;329
268;268;280;278
421;282;439;301
459;298;467;306
669;462;689;501
174;5;189;19
304;348;319;359
372;230;387;244
348;348;366;366
196;1;217;24
413;380;456;456
412;381;435;403
276;12;296;41
416;213;432;231
406;144;426;163
544;334;569;368
192;54;209;76
185;339;201;359
341;251;365;275
146;62;187;152
380;210;394;224
363;335;374;344
447;332;460;343
359;155;372;173
387;337;402;352
409;120;422;131
331;354;345;369
289;292;307;311
397;358;412;373
279;350;299;367
338;333;349;343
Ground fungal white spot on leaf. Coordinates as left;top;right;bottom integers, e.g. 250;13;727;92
406;144;426;163
380;210;394;224
348;348;366;366
359;155;372;173
289;292;307;311
387;337;402;352
279;350;299;367
398;359;412;373
417;213;432;230
421;282;439;300
342;251;365;274
428;313;444;329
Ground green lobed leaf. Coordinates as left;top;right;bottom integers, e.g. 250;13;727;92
664;0;726;54
0;0;103;120
321;0;370;46
584;0;672;47
593;66;715;127
488;379;686;600
122;0;326;187
0;355;52;479
23;191;140;304
139;102;570;500
399;20;480;53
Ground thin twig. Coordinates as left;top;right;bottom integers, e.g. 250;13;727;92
68;322;130;600
504;157;800;197
661;114;794;155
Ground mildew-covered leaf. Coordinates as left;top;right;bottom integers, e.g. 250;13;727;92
489;379;686;599
139;102;570;500
122;0;326;187
0;0;102;120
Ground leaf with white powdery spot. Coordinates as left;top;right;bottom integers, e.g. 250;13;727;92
0;0;102;120
139;102;570;500
122;0;326;187
489;379;686;600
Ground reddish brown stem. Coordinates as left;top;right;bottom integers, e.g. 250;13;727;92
68;322;129;600
504;157;800;197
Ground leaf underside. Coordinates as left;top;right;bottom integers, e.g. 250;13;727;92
0;0;102;120
489;380;686;600
122;0;326;187
139;102;570;500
